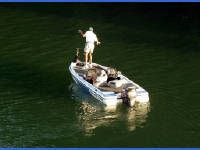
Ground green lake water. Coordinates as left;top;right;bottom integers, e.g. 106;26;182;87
0;3;200;147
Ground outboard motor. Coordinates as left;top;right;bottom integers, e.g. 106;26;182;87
122;86;137;107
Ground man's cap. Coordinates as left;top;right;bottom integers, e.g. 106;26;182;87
89;27;93;31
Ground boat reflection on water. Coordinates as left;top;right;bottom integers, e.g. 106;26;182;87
69;83;150;136
126;103;150;131
77;102;118;136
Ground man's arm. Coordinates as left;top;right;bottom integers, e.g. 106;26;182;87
78;29;86;38
95;35;101;45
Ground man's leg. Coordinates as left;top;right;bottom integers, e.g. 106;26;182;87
89;45;94;64
89;52;93;64
85;52;89;65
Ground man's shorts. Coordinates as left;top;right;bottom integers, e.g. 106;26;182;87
84;42;95;53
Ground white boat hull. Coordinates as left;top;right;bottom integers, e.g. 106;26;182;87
69;62;149;106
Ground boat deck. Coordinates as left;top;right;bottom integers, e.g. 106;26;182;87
73;66;87;77
73;64;125;93
73;64;106;77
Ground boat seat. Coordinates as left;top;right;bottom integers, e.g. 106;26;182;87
98;83;126;93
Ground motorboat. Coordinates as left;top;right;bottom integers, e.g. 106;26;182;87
69;61;149;106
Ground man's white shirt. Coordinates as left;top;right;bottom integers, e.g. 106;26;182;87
85;31;98;43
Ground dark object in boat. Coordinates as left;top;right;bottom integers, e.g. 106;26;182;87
107;77;115;83
86;74;97;85
86;68;97;85
107;76;121;83
76;62;84;66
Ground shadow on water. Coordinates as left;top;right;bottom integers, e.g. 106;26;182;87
2;3;200;35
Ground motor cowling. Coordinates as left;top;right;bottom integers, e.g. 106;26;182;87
122;87;137;107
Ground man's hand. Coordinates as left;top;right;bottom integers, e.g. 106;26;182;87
96;41;101;45
78;29;83;34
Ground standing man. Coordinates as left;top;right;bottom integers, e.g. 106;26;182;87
78;27;101;68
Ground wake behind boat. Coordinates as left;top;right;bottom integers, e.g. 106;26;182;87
69;61;149;106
